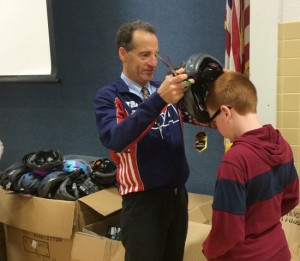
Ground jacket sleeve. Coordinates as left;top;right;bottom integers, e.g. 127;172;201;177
94;86;166;152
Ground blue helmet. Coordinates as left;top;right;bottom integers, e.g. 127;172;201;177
17;172;43;195
62;159;91;174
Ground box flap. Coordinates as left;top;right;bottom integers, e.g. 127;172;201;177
78;187;122;216
188;192;213;211
83;211;121;236
184;221;211;261
188;200;213;224
71;232;125;261
71;232;108;261
0;188;75;238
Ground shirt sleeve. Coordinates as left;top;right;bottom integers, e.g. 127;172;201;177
202;161;246;259
281;164;299;216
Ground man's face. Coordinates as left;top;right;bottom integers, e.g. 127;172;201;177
120;30;159;87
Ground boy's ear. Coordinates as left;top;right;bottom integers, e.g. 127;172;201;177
221;105;231;116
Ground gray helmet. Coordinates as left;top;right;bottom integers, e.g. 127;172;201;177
38;171;68;198
54;176;80;201
180;53;223;123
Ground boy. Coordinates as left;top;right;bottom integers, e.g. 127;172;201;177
203;71;299;260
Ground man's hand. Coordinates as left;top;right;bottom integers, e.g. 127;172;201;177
157;68;194;104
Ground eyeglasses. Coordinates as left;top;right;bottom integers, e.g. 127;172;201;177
208;109;221;128
208;106;232;129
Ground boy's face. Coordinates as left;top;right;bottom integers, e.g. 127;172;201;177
120;30;159;87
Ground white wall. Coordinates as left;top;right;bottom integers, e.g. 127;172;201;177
280;0;300;22
250;0;300;125
250;0;279;125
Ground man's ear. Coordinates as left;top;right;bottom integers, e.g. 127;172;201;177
119;47;127;62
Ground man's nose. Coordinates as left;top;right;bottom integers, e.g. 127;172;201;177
148;54;158;66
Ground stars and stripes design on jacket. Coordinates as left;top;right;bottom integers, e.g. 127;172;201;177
94;78;190;195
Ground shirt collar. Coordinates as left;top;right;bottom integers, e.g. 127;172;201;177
121;73;154;98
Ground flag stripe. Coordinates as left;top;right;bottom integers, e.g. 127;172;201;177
231;0;242;72
225;0;250;76
224;0;250;151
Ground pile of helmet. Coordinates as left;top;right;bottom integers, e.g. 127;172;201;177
0;149;117;201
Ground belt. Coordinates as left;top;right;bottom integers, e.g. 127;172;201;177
122;186;183;198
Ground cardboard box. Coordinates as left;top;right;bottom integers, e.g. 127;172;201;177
188;192;213;212
0;187;122;261
72;216;212;261
71;192;213;261
281;205;300;261
184;193;213;261
183;222;211;261
5;225;72;261
188;198;213;225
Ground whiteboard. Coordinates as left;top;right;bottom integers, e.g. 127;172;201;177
0;0;56;81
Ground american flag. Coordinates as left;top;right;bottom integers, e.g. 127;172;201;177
224;0;250;151
225;0;250;77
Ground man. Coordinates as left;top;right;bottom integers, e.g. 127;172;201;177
203;71;299;260
94;20;192;261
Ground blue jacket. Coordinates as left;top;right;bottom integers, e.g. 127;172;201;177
94;78;189;195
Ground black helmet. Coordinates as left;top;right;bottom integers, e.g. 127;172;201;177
54;176;80;201
180;53;223;123
89;158;117;187
78;177;102;196
38;171;68;198
23;150;63;176
0;162;29;191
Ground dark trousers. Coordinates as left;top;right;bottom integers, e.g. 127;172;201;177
120;187;188;261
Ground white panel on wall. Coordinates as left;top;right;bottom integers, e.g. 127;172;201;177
250;0;279;126
0;0;51;76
